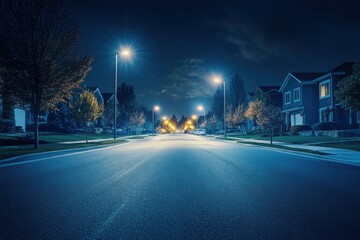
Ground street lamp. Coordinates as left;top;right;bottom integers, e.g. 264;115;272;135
114;46;133;139
153;105;160;133
213;75;226;138
192;115;198;128
197;105;206;128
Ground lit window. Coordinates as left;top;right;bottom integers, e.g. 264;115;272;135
294;88;300;102
320;81;330;98
285;91;291;105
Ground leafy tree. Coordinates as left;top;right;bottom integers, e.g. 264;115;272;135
226;104;234;128
70;91;104;143
212;87;224;120
232;104;246;130
335;63;360;112
117;82;137;113
0;0;93;148
170;114;178;126
229;73;246;107
129;111;145;135
47;103;76;133
178;115;188;129
246;99;282;144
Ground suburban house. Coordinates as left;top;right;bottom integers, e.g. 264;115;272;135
280;62;360;130
255;85;282;107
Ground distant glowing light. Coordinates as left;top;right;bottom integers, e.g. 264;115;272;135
154;105;160;111
162;116;167;120
192;115;197;120
197;105;204;111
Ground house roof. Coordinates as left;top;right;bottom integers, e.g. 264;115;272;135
86;86;99;92
326;61;357;74
102;93;114;103
289;72;324;81
247;92;255;97
258;86;280;92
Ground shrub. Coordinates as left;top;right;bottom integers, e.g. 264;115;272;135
290;124;311;135
0;119;15;133
312;121;340;131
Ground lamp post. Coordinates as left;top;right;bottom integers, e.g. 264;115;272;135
153;105;160;133
114;47;133;139
197;105;206;128
214;76;226;138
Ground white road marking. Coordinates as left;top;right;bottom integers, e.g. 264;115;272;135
0;142;130;168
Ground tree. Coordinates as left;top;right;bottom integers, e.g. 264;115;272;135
0;0;93;148
170;114;178;126
335;63;360;112
226;104;234;128
245;99;282;144
212;87;224;120
47;102;76;133
229;73;246;107
117;82;136;113
129;111;145;135
70;91;104;143
232;104;246;130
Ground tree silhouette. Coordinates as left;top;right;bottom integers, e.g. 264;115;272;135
0;0;93;148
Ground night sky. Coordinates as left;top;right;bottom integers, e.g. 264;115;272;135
66;0;360;117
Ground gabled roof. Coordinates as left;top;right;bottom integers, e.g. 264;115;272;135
258;86;280;93
102;93;114;103
289;72;324;82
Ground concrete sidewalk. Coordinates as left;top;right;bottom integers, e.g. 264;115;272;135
0;135;149;149
224;136;360;166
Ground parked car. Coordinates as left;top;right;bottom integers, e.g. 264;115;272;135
194;129;206;135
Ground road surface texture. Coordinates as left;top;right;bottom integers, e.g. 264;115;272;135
1;134;360;239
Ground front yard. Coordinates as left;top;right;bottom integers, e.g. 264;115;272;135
0;132;115;146
227;133;360;151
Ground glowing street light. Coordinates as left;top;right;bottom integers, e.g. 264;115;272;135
153;105;160;133
213;75;226;138
162;116;167;120
192;115;198;128
197;105;206;128
114;46;133;139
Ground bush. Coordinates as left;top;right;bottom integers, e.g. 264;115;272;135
290;124;311;135
0;119;15;133
312;122;340;131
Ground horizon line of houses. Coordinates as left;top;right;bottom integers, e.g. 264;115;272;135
247;61;360;131
1;61;360;133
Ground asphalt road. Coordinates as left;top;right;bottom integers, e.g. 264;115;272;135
1;134;360;240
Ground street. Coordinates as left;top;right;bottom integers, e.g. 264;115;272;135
1;135;360;239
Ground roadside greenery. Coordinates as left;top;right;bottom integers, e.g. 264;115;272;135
0;140;127;161
70;90;104;143
335;63;360;112
0;0;93;148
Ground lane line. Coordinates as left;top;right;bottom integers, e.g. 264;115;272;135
0;142;130;168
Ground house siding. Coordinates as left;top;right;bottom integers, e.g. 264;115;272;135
302;85;318;125
282;77;302;110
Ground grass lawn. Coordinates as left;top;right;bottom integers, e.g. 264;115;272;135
237;141;330;155
313;141;360;151
228;133;359;144
0;132;116;146
0;139;127;161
